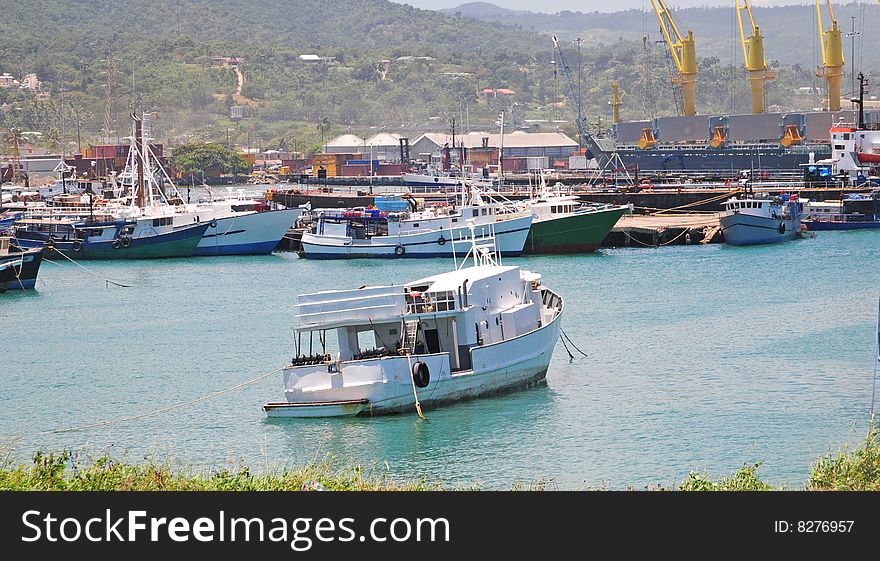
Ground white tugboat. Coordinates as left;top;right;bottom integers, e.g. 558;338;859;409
264;224;565;417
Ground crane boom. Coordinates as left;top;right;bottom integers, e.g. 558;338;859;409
815;0;844;111
649;0;697;116
736;0;775;113
551;34;610;167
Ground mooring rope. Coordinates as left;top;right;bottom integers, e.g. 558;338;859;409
558;333;575;360
560;328;589;359
619;226;692;248
0;367;283;443
44;247;132;288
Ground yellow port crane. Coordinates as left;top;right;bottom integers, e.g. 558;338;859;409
815;0;845;111
736;0;776;114
650;0;697;116
609;80;621;124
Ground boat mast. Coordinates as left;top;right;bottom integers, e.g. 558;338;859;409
133;113;145;209
498;110;504;189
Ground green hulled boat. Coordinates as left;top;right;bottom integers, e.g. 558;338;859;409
520;187;628;254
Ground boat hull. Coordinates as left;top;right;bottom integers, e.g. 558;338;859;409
195;208;299;256
523;205;627;254
268;308;562;418
720;213;800;245
0;248;43;291
300;214;532;259
16;223;209;259
803;220;880;231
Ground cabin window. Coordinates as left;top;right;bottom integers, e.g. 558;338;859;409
451;218;458;223
412;223;419;228
481;208;488;216
90;230;102;237
843;133;851;140
834;144;845;150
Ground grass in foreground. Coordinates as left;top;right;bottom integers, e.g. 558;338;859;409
0;452;436;491
2;430;878;491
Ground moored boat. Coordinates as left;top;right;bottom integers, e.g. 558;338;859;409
13;216;209;259
0;236;43;291
719;193;804;246
264;227;564;417
517;179;628;254
299;189;533;259
803;194;880;230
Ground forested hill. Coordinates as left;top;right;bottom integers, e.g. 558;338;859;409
0;0;541;56
443;2;880;70
0;0;874;153
0;0;545;149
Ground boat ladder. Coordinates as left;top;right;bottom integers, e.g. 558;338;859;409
402;320;419;353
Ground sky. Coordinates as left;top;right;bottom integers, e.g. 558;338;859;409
393;1;817;12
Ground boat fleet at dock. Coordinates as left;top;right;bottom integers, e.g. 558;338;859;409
7;111;880;418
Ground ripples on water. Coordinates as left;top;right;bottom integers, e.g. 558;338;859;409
1;230;877;489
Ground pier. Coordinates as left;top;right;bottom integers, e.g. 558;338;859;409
604;214;722;247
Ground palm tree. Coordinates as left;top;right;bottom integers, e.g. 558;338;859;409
316;116;331;152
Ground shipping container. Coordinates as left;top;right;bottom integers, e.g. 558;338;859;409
339;164;372;176
377;163;407;176
569;155;588;170
525;156;549;170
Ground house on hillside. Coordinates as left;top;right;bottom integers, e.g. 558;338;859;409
21;73;41;92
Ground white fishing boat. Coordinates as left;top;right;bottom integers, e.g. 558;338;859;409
299;187;532;258
264;225;564;417
719;193;805;246
113;113;301;255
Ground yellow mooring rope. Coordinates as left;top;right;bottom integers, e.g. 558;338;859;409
405;352;425;419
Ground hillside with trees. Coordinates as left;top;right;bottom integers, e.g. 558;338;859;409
0;1;877;158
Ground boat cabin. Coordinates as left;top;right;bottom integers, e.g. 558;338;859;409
290;262;557;374
723;194;803;219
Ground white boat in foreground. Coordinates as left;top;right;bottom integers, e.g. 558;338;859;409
264;226;564;418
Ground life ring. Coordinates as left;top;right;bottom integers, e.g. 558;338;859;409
121;236;132;248
394;244;405;256
412;361;430;388
209;219;218;228
778;222;786;235
437;235;447;246
72;241;83;252
111;239;122;249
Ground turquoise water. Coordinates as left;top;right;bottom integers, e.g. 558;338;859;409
1;231;878;489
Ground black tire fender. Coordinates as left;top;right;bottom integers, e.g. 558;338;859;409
394;244;405;256
412;361;430;388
